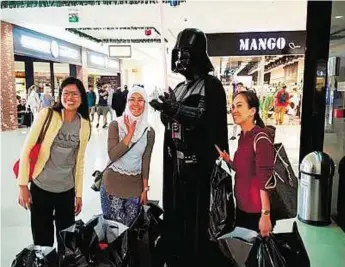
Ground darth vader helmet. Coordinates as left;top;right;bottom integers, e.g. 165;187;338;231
171;28;214;75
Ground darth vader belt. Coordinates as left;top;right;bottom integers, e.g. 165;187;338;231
176;150;197;164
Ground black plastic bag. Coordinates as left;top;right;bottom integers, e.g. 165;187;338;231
266;143;298;221
60;201;163;267
59;220;91;266
246;222;310;267
109;202;164;267
218;227;258;267
209;159;236;239
11;245;59;267
246;236;287;267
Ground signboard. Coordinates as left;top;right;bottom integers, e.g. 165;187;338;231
68;9;79;23
87;49;120;72
206;31;306;57
13;26;82;65
109;45;132;58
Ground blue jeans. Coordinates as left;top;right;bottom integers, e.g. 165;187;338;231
100;183;141;226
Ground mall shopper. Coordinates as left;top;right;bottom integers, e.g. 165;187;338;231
274;85;290;125
106;84;116;121
27;85;41;120
87;84;97;122
97;84;110;128
100;85;155;226
40;86;54;109
287;88;300;124
236;82;247;92
217;90;275;237
17;77;91;253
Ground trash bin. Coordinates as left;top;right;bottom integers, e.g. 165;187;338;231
298;151;335;226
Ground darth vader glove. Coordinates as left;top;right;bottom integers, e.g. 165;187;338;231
149;88;178;117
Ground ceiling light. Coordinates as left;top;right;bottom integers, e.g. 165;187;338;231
335;16;343;19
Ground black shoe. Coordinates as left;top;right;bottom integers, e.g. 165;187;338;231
103;124;108;129
96;123;99;128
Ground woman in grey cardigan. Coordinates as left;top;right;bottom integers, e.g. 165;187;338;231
100;86;155;226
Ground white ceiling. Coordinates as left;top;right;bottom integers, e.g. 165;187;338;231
1;1;308;61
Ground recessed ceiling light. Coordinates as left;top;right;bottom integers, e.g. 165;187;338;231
335;16;343;19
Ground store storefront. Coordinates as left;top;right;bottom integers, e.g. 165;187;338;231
13;26;82;99
86;49;121;91
207;31;306;126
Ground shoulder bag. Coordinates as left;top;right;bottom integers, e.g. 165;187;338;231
13;108;53;181
91;127;148;192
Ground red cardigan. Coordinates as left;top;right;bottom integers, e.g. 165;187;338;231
232;126;275;213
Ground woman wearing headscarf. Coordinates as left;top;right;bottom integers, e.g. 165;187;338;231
100;86;155;226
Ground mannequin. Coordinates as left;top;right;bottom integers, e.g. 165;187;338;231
150;28;229;266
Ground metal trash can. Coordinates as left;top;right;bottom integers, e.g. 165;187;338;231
298;151;335;226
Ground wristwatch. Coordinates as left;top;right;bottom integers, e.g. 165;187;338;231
261;209;270;216
143;186;150;192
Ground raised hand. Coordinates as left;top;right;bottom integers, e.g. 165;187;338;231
124;115;137;135
150;87;177;114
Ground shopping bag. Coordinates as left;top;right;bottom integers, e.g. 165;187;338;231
245;222;310;267
11;245;59;267
254;133;298;221
209;159;236;239
266;143;298;221
218;227;258;267
270;222;310;267
59;220;90;266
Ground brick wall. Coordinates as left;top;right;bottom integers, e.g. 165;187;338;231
1;21;17;131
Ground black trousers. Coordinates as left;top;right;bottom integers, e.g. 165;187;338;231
30;182;75;253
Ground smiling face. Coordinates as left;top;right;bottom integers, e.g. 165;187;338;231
128;92;145;117
232;94;256;126
61;84;82;111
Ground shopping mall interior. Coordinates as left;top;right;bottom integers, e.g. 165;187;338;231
0;1;345;266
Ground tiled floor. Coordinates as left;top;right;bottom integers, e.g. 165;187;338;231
1;110;344;266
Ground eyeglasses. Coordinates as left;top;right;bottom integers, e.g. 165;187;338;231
62;91;81;98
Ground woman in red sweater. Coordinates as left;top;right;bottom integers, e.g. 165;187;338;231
218;91;275;237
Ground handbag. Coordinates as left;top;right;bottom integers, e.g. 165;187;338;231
254;132;298;221
13;108;53;181
91;127;148;192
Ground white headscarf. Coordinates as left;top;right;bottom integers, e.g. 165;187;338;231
116;85;150;143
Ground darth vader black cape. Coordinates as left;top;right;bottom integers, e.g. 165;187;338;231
159;74;229;265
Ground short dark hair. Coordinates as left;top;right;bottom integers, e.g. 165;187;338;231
237;82;244;87
282;85;287;89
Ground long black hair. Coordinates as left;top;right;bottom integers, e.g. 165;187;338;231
233;90;265;128
53;77;90;121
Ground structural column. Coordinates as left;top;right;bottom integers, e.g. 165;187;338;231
299;1;332;162
1;21;17;131
76;47;88;88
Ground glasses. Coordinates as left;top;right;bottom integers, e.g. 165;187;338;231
128;99;145;105
62;91;81;98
